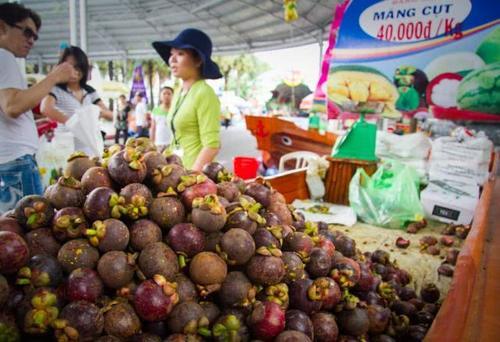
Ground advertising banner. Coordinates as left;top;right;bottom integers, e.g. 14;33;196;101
315;0;500;121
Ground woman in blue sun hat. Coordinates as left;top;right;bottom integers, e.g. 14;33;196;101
152;28;222;171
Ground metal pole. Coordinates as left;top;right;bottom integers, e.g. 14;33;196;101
69;0;77;45
79;0;87;51
37;55;43;73
318;29;325;66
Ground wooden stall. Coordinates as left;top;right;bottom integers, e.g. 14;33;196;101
245;115;336;168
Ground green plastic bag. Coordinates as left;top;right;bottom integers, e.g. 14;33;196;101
349;160;424;229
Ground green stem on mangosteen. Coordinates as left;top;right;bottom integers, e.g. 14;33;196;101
198;327;212;337
27;213;39;227
178;254;187;269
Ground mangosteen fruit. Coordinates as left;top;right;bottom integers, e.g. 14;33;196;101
101;144;123;168
211;314;249;342
406;324;428;342
225;208;261;235
189;252;227;296
133;274;179;321
0;313;20;342
125;137;156;153
258;283;289;310
83;187;127;222
16;254;62;288
138;242;179;280
205;231;223;252
285;309;314;340
149;195;186;231
85;218;129;252
356;262;378;293
167;301;209;335
366;304;391;334
64;151;98;181
282;252;306;283
103;301;142;339
151;164;186;194
97;251;136;289
288;278;323;314
310;277;341;310
52;207;86;241
391;300;417;318
178;174;217;210
0;216;23;235
394;65;429;96
163;149;184;166
337;307;370;337
120;183;153;220
268;201;293;226
174;273;198;303
25;227;60;257
166;223;206;267
22;287;61;335
57;238;99;273
143;151;167;178
44;176;84;209
81;166;113;195
217;228;255;265
0;231;29;274
200;301;220;327
55;300;104;341
245;181;272;208
130;219;162;251
438;264;454;277
248;301;285;340
191;194;227;233
246;255;285;286
14;195;54;230
399;287;417;301
331;257;361;288
311;312;338;342
283;232;314;262
306;248;332;278
107;148;147;186
0;275;8;306
455;225;471;239
217;181;240;203
66;268;103;303
253;227;281;250
275;330;312;342
219;271;256;309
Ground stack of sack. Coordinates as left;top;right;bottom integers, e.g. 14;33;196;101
376;132;431;182
421;128;493;224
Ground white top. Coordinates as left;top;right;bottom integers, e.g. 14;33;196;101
49;85;101;120
134;101;148;127
0;48;38;164
152;115;171;146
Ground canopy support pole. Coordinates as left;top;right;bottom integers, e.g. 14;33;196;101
69;0;77;45
79;0;87;51
318;29;325;67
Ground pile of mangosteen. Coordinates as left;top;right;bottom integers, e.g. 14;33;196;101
0;138;444;341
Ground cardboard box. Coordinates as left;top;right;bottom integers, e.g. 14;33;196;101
421;180;479;225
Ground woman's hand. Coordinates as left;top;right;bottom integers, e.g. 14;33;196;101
97;100;113;121
191;146;220;172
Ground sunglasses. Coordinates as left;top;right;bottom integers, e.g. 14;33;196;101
11;24;39;41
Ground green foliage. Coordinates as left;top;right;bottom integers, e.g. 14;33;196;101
213;54;269;98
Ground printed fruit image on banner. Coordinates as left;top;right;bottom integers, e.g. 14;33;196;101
315;0;500;120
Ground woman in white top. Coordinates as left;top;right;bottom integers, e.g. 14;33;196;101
150;86;173;149
41;46;112;154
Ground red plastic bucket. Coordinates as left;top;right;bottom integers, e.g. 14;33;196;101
233;156;259;180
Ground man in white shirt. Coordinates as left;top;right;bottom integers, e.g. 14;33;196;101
0;2;76;213
133;92;148;137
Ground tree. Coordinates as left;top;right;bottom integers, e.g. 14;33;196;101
213;54;269;98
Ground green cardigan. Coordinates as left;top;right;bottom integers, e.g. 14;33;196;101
168;80;221;169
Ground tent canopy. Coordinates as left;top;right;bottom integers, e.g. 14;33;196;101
24;0;337;63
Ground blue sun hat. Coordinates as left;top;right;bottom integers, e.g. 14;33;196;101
152;28;222;80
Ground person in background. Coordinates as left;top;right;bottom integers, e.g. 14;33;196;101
133;92;148;137
40;45;113;155
150;86;173;149
152;28;222;171
0;2;77;213
115;94;130;144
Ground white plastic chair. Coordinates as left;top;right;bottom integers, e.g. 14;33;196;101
278;151;320;173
